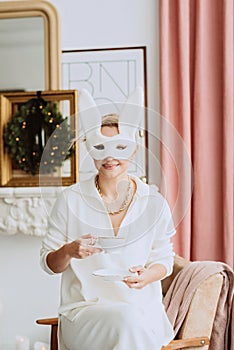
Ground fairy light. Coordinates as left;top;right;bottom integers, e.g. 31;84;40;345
4;98;73;175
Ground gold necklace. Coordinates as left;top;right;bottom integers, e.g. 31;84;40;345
95;175;133;215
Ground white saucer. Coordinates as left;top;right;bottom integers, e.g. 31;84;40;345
92;268;135;281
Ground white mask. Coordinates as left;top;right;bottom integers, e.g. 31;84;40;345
78;87;144;160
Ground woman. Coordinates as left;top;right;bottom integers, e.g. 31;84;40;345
40;88;176;350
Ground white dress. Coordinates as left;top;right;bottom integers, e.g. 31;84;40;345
40;175;176;350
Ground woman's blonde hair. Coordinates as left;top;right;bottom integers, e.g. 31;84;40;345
81;114;119;142
101;113;119;130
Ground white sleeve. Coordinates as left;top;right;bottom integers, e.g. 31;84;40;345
146;197;176;278
40;189;69;275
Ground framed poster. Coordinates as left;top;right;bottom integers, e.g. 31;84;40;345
62;46;148;181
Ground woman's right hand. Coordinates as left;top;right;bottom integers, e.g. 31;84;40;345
46;234;103;273
66;234;103;259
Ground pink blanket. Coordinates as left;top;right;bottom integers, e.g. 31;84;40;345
163;261;234;350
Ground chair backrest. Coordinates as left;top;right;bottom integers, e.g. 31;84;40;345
161;255;190;296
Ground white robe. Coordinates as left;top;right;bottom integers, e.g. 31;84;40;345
40;175;176;350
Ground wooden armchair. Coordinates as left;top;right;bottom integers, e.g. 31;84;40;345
36;255;223;350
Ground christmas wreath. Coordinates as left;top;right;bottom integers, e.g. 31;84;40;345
4;92;74;175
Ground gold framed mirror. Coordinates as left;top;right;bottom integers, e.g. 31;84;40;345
0;0;64;187
0;0;60;91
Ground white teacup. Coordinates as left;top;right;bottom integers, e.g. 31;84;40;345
97;236;125;252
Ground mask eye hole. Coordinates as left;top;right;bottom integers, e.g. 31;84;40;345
94;144;105;150
116;144;127;150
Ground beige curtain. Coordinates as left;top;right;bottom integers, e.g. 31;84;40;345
160;0;233;267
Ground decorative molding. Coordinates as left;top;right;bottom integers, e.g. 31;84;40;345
0;187;62;236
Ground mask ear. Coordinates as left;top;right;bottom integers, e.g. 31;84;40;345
78;89;102;135
118;86;144;138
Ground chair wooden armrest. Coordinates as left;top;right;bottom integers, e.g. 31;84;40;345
36;317;59;326
36;318;59;350
162;337;209;350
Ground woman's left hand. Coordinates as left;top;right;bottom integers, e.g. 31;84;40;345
123;263;167;289
123;265;148;289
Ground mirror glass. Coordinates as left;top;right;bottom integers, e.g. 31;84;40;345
0;17;45;91
0;0;60;92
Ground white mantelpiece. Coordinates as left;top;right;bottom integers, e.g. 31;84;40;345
0;187;62;236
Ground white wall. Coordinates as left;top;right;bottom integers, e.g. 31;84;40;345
0;0;159;348
0;235;61;349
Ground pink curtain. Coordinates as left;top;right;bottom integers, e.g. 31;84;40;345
160;0;233;267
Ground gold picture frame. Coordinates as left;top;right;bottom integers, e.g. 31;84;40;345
0;90;78;187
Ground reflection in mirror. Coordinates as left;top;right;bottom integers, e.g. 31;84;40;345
0;17;45;91
0;0;60;92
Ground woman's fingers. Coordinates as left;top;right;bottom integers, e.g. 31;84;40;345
123;275;145;289
69;237;102;259
129;265;145;274
78;243;102;258
80;234;97;246
123;265;146;289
